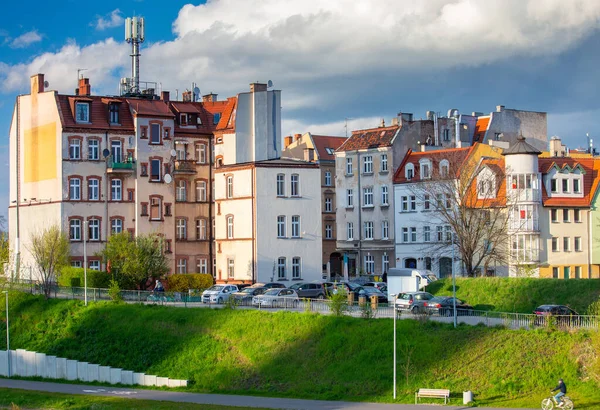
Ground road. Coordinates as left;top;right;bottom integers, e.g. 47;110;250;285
0;379;536;410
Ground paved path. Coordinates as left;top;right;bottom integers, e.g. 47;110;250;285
0;379;535;410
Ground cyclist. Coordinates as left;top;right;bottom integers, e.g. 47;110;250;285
551;378;567;407
154;279;164;294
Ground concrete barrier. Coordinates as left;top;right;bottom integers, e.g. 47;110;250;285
56;357;67;379
0;350;8;377
46;356;57;379
156;377;169;387
15;349;27;376
99;366;111;383
144;374;157;386
25;351;36;377
121;370;133;385
66;360;78;380
110;368;122;384
87;364;99;382
133;372;144;385
35;353;47;378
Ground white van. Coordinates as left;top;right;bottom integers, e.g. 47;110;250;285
386;268;438;298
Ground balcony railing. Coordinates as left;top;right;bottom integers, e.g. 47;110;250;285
107;155;135;173
174;160;196;174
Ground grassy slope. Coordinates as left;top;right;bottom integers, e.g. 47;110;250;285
2;291;600;408
427;278;600;313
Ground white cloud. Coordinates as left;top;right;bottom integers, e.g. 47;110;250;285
9;30;42;48
283;116;384;137
93;9;125;31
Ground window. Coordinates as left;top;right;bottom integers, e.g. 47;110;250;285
196;181;206;202
75;102;89;122
325;197;333;212
196;144;206;164
445;194;452;209
177;219;187;240
436;226;443;242
363;156;373;174
382;254;389;274
575;266;581;279
227;258;235;278
71;261;82;268
110;140;122;163
69;219;81;241
423;226;431;242
89;260;101;271
111;179;122;201
276;174;285;196
574;209;581;223
410;195;416;211
346;157;353;175
177;259;187;274
563;266;570;279
176;146;186;161
563;237;570;252
410;227;417;242
324;171;332;186
551;178;557;193
363;187;373;206
164;203;171;216
213;113;221;124
69;139;81;160
423;195;430;211
551;209;558;223
552;267;559;278
573;178;581;194
176;180;187;202
150;197;162;220
440;160;449;177
277;215;285;238
227;216;234;239
111;218;123;234
364;221;374;240
325;224;332;239
292;257;301;279
402;227;409;242
197;258;208;274
226;176;233;198
347;222;354;240
562;179;569;193
109;103;119;124
346;189;353;207
196;219;207;240
291;174;300;196
180;114;187;126
400;196;408;211
443;129;450;142
150;159;161;182
382;220;389;239
277;216;286;238
88;178;99;200
445;225;452;242
420;160;431;179
364;255;375;274
140;163;148;176
381;154;388;172
291;215;301;238
563;209;569;223
552;237;558;252
405;164;414;180
88;140;99;160
88;219;100;241
277;257;286;279
381;186;389;206
575;236;582;252
150;123;161;144
69;178;81;200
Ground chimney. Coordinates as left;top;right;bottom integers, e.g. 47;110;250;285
304;148;315;162
77;77;91;96
161;91;170;102
284;136;293;148
182;91;192;102
30;74;45;94
294;133;302;141
250;83;267;93
202;93;218;103
496;105;505;112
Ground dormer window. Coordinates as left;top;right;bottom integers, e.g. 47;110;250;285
551;178;557;193
419;159;431;179
213;113;221;125
573;178;581;194
76;102;90;123
180;113;187;126
109;103;120;124
440;159;449;177
562;179;569;193
405;164;414;180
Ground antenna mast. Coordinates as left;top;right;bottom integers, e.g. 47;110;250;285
345;118;354;138
125;16;145;94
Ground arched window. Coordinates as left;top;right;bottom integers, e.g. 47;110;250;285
419;159;432;179
439;159;449;177
405;163;414;180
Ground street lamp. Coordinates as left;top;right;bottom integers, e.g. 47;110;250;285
83;220;88;306
391;293;397;399
452;234;457;328
3;291;10;377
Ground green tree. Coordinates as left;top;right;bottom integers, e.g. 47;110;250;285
28;225;70;298
0;216;9;276
101;232;169;289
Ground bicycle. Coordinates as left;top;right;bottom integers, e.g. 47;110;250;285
541;395;573;410
146;293;167;303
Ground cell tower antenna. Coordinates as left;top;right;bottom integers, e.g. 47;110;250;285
125;16;145;94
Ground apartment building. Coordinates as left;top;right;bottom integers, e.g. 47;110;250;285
282;132;347;278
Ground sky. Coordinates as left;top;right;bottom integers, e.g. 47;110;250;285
1;0;600;221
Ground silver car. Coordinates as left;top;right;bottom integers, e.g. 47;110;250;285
252;288;299;308
394;291;434;314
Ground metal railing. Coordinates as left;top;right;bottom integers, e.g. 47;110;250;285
174;160;196;173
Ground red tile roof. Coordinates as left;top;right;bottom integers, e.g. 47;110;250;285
337;125;399;152
472;116;490;143
56;95;134;133
169;101;230;135
466;158;507;207
539;158;598;207
215;97;237;131
311;135;347;161
393;147;473;183
127;99;174;118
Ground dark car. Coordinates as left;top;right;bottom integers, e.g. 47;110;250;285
426;296;474;316
231;287;267;305
534;305;580;326
261;282;286;289
359;286;388;304
289;283;327;299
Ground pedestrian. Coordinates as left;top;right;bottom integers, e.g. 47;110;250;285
382;271;387;283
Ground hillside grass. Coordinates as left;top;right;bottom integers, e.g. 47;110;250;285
427;277;600;313
1;291;600;408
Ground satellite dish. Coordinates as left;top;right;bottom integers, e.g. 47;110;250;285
44;81;49;88
164;174;172;184
170;149;177;157
267;80;273;88
102;149;111;158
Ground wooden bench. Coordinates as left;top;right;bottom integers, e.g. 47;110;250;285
415;388;450;404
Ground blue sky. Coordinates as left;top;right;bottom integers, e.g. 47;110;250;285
2;0;600;222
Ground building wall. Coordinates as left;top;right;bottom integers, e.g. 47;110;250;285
485;107;547;152
321;163;338;276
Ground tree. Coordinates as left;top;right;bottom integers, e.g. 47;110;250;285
28;225;70;298
409;150;512;277
100;232;169;289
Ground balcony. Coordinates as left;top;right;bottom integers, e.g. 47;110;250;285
174;160;196;175
107;155;135;174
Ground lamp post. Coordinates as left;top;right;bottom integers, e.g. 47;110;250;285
391;293;397;399
452;234;457;328
3;291;10;377
83;220;88;306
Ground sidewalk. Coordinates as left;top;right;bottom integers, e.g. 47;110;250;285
0;379;535;410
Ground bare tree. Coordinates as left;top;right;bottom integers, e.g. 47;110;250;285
409;152;512;277
28;225;70;298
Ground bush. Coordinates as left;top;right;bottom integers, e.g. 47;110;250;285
329;290;349;316
58;267;111;289
166;273;213;292
108;279;122;302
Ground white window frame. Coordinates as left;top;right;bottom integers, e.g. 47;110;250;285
227;258;235;278
347;222;354;240
277;216;286;238
346;157;353;175
381;154;388;172
69;139;81;160
364;255;375;274
88;139;99;160
346;189;353;207
196;144;206;164
423;226;431;242
291;174;300;197
410;227;417;242
196;219;206;240
177;258;187;274
325;197;332;212
276;174;285;196
227;216;234;239
226;176;233;198
177;218;187;240
88;178;99;201
382;220;389;240
176;180;187;202
324;171;332;186
364;221;374;240
89;260;101;271
325;224;332;239
88;219;100;241
75;102;90;123
381;186;389;206
69;178;81;200
382;254;389;274
405;163;414;180
363;156;373;174
111;179;122;201
292;257;301;279
111;218;123;234
196;181;206;202
277;257;286;279
70;219;81;241
363;187;374;207
419;159;431;179
291;215;300;238
197;258;208;274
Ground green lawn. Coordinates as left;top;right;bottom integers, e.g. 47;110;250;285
1;291;599;408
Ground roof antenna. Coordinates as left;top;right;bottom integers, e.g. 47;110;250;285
345;117;354;138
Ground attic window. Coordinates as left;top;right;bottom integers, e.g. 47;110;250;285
180;113;187;126
325;148;334;155
109;103;120;124
213;113;221;125
76;102;90;123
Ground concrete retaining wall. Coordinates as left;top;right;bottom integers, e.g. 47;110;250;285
0;349;187;388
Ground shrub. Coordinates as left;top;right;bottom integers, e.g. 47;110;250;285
58;267;110;289
166;273;213;292
329;290;349;316
108;279;122;302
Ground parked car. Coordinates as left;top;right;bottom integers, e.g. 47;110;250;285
261;282;287;289
312;280;335;293
289;283;327;299
534;305;581;326
201;284;239;304
359;286;388;304
252;288;299;308
394;291;434;314
364;281;388;292
426;296;474;316
231;287;267;305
